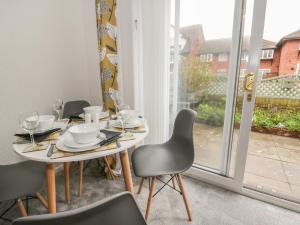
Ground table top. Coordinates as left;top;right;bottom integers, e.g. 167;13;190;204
13;122;149;163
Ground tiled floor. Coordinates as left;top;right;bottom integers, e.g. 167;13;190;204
194;123;300;201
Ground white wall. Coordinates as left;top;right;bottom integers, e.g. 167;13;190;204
0;0;101;164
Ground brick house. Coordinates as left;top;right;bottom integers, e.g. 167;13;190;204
180;26;300;78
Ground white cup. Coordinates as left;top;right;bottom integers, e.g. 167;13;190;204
92;113;99;124
85;113;92;123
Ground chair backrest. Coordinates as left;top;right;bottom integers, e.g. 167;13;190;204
13;192;147;225
62;100;90;119
0;161;45;202
169;109;196;168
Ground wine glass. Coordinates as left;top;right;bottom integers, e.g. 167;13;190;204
117;105;130;132
53;99;63;120
109;88;121;113
19;112;39;150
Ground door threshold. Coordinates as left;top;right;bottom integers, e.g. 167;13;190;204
184;167;300;213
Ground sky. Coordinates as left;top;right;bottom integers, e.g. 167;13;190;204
171;0;300;42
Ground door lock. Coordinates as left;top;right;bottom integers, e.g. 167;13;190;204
244;73;255;92
244;73;255;102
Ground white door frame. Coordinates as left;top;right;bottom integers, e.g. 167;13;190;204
184;0;300;212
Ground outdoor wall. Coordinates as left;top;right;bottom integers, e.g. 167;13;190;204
0;0;101;164
279;40;300;75
260;48;280;76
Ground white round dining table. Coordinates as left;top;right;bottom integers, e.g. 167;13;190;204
13;124;149;214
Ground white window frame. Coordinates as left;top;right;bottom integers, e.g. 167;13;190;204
258;68;271;76
297;63;300;75
240;68;247;76
200;53;213;62
218;53;228;62
241;51;248;61
260;49;274;59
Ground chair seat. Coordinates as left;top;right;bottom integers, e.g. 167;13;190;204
132;140;194;177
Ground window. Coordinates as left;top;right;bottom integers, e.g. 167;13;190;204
218;53;228;62
260;49;274;59
241;52;248;61
200;54;213;62
240;68;247;76
297;64;300;75
217;68;227;76
258;68;271;76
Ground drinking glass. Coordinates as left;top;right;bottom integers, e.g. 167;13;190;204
109;88;121;113
53;99;64;120
19;112;39;150
117;105;130;132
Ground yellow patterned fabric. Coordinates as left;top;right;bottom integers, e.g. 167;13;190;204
96;0;118;111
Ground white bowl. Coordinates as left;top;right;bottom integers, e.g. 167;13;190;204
83;106;103;115
38;115;55;131
68;124;99;144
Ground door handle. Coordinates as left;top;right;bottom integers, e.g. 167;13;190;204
244;73;255;92
243;73;255;101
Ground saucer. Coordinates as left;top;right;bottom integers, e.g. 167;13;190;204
63;135;102;149
111;118;144;129
79;111;109;120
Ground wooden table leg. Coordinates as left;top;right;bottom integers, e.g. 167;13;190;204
46;163;56;213
64;162;71;203
78;161;83;197
119;150;134;193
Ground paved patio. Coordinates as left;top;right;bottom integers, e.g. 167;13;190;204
193;123;300;201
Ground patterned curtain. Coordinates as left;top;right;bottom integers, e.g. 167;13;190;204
96;0;118;111
95;0;120;179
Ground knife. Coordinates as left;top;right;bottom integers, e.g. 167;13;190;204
47;141;56;157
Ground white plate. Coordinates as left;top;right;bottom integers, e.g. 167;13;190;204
79;111;109;120
111;119;144;129
56;136;101;153
63;135;102;149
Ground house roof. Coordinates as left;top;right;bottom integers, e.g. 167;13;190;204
277;29;300;47
181;36;276;55
179;23;278;55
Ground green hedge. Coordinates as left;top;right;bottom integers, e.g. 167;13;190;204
196;103;300;132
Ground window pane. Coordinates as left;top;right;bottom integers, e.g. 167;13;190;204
169;0;236;172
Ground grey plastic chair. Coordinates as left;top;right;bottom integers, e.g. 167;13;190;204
132;109;196;222
62;100;90;119
12;192;147;225
0;161;47;222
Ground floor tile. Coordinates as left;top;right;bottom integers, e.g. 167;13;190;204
245;154;288;182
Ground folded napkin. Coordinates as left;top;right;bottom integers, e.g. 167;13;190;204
119;132;136;141
51;142;117;159
15;128;61;142
111;125;146;133
22;142;49;153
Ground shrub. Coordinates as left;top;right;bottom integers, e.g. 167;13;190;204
197;104;225;126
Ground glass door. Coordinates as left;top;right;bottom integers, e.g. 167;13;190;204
169;0;300;210
240;0;300;203
169;0;246;175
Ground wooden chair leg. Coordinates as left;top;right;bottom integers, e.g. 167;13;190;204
16;199;27;217
35;192;48;209
104;156;116;180
78;161;83;197
64;162;71;203
176;174;192;221
171;176;176;189
137;177;145;194
145;176;156;222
